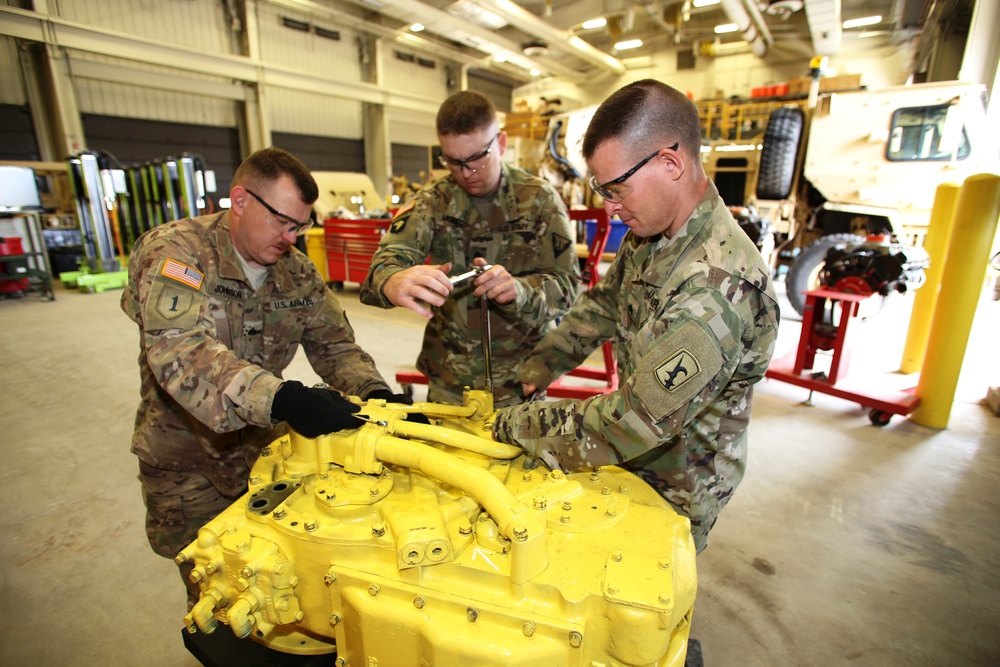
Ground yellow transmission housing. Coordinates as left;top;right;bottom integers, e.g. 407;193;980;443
178;390;697;666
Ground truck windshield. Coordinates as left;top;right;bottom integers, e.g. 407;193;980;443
886;104;971;162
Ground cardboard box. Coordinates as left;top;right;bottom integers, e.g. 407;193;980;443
786;74;862;96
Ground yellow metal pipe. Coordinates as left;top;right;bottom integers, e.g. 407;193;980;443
900;182;961;374
373;434;547;583
390;419;522;459
911;173;1000;428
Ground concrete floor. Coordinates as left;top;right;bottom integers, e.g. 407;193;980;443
0;277;998;667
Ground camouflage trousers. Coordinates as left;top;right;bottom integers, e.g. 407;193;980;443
137;459;248;607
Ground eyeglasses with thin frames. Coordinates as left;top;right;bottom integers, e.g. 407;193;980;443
245;188;313;236
438;133;500;175
589;142;679;203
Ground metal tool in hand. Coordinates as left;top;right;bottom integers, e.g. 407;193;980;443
448;265;495;394
449;264;492;287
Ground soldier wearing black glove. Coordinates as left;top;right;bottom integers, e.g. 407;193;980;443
364;388;414;404
363;389;430;424
271;380;364;438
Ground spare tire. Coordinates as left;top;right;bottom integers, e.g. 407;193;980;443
785;233;865;316
756;107;805;201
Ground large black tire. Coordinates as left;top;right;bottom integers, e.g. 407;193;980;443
756;107;805;200
785;234;865;316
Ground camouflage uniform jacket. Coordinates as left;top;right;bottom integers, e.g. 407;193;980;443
122;211;390;495
492;181;780;551
360;163;579;407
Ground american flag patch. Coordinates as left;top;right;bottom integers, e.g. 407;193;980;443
161;258;204;290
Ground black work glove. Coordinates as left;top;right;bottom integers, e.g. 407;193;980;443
271;381;363;438
364;388;413;405
364;389;430;424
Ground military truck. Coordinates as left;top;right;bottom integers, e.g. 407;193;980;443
750;81;999;315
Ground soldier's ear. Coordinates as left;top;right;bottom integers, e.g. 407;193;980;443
231;186;248;215
661;148;684;182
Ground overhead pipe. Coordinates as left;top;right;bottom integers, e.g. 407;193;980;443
469;0;627;76
719;0;773;57
696;38;753;58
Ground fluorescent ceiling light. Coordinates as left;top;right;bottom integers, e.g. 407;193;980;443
530;68;541;76
581;18;607;30
693;0;721;7
446;0;508;30
409;23;424;32
843;15;882;29
614;39;643;50
714;23;739;34
493;52;508;62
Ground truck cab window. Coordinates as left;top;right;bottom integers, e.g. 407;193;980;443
887;104;970;161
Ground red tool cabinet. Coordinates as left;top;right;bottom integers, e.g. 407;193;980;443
322;218;392;288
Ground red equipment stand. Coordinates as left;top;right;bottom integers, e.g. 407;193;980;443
395;208;620;400
764;288;920;426
323;217;392;289
547;209;619;399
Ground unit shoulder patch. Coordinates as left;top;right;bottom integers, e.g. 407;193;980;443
390;200;416;234
654;348;701;391
632;319;724;422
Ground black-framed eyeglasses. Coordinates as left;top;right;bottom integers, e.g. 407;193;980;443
589;142;679;203
438;133;500;174
245;188;313;236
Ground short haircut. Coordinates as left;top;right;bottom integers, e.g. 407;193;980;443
436;91;498;136
582;79;702;163
233;147;318;204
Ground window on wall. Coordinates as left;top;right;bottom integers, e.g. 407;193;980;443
0;105;41;162
81;115;241;197
272;133;365;173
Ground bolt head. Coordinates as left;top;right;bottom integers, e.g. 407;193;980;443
413;596;426;609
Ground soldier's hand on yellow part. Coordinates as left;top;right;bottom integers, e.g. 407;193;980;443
472;258;516;304
383;263;453;319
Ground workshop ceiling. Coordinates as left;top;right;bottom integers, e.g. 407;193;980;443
303;0;975;83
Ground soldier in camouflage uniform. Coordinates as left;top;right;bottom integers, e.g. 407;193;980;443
492;80;780;553
360;91;579;408
122;148;404;605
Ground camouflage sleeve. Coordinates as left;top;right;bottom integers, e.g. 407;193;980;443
515;253;624;389
127;245;282;433
359;197;433;309
302;282;391;398
493;286;744;467
495;184;580;327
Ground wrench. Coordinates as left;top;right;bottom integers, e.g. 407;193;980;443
449;264;493;287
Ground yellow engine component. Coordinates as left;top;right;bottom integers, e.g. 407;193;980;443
178;390;697;666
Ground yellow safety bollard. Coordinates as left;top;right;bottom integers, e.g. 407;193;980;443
911;174;1000;428
899;183;961;374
